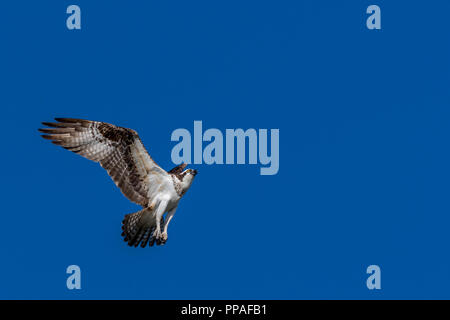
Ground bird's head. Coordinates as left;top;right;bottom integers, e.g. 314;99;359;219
178;168;197;193
169;163;198;195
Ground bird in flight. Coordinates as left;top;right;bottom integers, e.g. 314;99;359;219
39;118;197;248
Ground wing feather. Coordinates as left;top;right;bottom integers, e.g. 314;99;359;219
39;118;167;206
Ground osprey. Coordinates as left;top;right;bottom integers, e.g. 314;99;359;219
39;118;197;248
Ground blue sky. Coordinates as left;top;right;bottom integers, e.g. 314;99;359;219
1;0;450;299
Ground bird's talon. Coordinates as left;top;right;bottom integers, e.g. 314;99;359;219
153;229;161;240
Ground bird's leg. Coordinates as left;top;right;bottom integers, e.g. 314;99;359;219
161;207;177;243
153;199;168;241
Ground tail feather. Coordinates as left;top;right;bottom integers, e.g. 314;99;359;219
140;226;154;248
121;208;165;248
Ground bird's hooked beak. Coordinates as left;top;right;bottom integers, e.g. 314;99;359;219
192;169;198;176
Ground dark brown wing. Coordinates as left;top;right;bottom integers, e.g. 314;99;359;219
39;118;167;206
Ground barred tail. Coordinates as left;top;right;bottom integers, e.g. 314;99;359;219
121;209;164;248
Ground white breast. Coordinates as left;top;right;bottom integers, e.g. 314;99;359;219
145;173;180;209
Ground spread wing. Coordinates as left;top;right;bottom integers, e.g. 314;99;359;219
39;118;168;207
